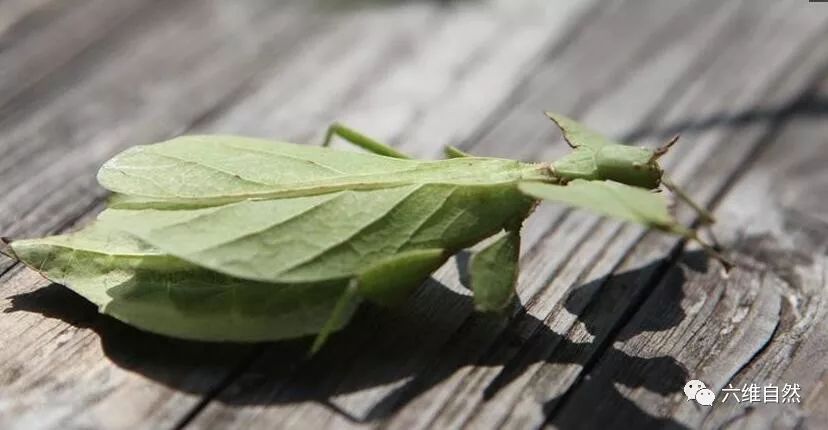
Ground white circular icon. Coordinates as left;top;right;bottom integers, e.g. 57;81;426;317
683;380;706;400
695;388;716;406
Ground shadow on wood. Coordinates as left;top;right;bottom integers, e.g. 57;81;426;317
4;252;707;428
621;94;828;143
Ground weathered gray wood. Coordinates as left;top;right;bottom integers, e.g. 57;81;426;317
182;1;607;428
328;0;743;427
187;1;828;430
0;0;320;251
0;0;155;111
0;1;361;428
1;0;827;429
484;7;828;430
554;74;828;429
389;3;828;430
0;1;592;428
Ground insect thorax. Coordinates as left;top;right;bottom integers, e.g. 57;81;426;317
551;144;662;189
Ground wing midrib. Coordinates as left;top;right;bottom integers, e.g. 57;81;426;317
107;160;539;208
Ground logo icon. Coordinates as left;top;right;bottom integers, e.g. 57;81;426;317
684;380;716;406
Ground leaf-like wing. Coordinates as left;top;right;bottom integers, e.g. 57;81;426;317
518;180;687;235
9;223;356;342
469;229;520;313
98;135;543;208
99;182;535;284
545;112;620;149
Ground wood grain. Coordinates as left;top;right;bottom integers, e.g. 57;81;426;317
0;0;826;429
0;0;156;111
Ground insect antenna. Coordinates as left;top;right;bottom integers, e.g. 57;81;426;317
651;134;681;160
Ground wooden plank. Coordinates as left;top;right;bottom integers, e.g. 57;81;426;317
0;1;562;428
384;3;828;430
138;0;604;429
0;1;396;428
0;0;320;251
552;73;828;429
181;1;824;429
0;2;450;244
1;2;826;430
0;0;59;36
14;0;600;428
484;8;828;430
0;0;155;110
361;0;747;427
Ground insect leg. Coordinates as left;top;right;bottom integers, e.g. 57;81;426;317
322;122;411;159
356;248;447;306
659;177;733;270
469;227;521;313
444;145;472;158
661;175;716;225
308;248;447;355
685;229;734;273
310;280;362;355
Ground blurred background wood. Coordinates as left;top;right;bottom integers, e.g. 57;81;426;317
0;0;826;429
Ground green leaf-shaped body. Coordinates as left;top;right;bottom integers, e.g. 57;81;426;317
11;136;546;342
10;223;358;341
9;114;711;346
97;136;544;284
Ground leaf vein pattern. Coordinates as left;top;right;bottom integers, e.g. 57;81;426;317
219;141;351;176
278;185;427;276
398;186;459;251
181;193;346;253
117;199;250;233
142;151;275;188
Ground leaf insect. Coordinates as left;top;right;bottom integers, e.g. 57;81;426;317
1;113;729;353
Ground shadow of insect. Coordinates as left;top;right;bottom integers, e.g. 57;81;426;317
5;251;711;428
